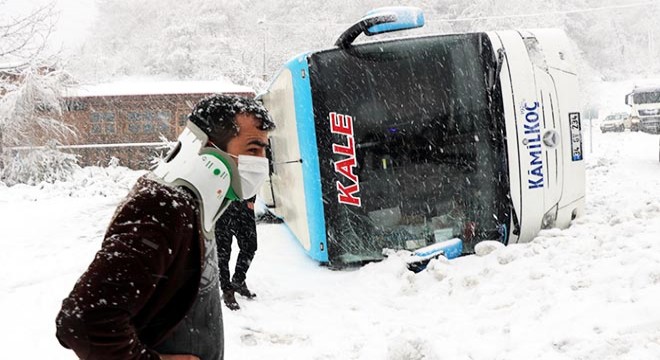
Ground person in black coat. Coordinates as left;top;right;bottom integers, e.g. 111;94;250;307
215;196;258;310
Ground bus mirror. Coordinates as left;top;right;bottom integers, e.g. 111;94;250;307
364;7;424;36
625;93;632;106
334;6;424;49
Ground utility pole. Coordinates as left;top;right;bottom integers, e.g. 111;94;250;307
649;26;654;59
258;18;267;80
263;32;267;80
591;108;596;154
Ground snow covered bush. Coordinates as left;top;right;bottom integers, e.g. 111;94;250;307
0;142;80;186
0;67;78;185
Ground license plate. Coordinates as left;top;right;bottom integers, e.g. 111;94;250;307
569;112;583;161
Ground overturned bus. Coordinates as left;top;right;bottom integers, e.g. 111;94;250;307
259;7;585;267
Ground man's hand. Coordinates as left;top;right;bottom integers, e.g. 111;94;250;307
247;201;255;210
160;355;200;360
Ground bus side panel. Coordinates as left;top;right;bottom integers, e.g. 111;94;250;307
261;61;329;263
289;58;330;263
494;31;547;243
261;69;311;252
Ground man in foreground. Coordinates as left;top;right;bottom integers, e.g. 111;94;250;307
55;94;275;359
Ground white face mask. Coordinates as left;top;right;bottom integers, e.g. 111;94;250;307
235;154;270;200
207;141;270;200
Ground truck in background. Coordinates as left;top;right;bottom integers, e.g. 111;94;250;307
626;85;660;133
259;7;586;267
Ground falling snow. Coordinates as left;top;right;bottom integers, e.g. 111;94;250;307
1;101;660;359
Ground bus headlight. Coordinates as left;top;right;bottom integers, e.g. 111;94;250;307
542;205;558;229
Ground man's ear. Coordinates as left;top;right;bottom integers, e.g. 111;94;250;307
208;133;234;152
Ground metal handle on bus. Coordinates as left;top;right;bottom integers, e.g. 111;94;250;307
334;7;424;49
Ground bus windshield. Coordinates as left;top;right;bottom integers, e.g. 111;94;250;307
309;33;510;264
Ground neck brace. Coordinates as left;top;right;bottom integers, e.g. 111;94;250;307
152;123;242;233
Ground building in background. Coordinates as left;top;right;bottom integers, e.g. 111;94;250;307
60;81;254;169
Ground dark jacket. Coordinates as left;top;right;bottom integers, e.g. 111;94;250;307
56;175;205;359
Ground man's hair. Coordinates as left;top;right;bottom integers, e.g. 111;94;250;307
188;94;275;150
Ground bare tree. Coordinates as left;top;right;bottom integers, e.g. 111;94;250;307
0;1;57;69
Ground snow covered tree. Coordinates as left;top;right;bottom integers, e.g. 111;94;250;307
0;66;79;185
0;2;79;185
0;1;56;68
65;0;660;93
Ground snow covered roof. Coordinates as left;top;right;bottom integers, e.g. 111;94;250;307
632;85;660;93
631;78;660;93
65;80;255;98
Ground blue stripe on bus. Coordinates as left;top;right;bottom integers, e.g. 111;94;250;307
286;55;329;263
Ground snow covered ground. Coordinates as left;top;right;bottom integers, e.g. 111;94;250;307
2;125;660;359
